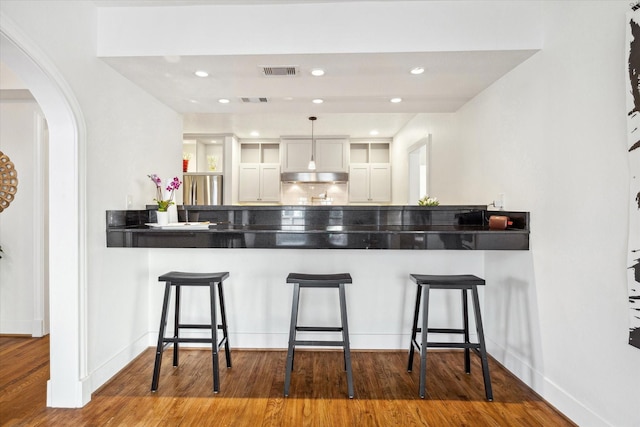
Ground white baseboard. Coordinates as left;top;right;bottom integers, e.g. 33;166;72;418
46;377;90;408
0;318;47;337
87;333;150;395
147;331;412;351
31;319;44;337
0;319;33;335
487;338;610;427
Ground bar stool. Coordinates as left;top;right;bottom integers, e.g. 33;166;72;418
151;271;231;393
407;274;493;401
284;273;354;398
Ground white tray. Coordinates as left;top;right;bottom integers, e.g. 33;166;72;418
145;221;211;230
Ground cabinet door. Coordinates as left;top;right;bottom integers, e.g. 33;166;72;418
369;164;391;202
316;139;348;172
348;164;370;202
259;164;281;202
282;140;312;172
238;164;261;202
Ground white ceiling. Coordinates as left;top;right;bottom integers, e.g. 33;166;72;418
103;49;536;139
93;1;538;139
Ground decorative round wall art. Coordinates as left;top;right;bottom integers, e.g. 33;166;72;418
0;151;19;213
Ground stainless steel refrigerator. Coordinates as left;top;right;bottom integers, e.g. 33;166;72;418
183;173;223;205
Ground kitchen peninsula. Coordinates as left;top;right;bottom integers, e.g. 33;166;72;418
106;205;529;250
105;204;530;350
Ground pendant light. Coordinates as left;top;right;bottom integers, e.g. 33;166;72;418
308;116;317;170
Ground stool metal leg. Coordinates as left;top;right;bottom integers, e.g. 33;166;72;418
462;288;470;374
284;283;301;397
173;285;181;367
407;284;422;372
471;285;493;401
339;283;354;398
217;281;232;368
151;282;172;391
419;284;430;399
209;282;220;393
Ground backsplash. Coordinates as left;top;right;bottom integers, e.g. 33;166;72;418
281;183;348;205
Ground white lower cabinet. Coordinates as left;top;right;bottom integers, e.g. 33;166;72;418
348;163;391;203
239;163;281;202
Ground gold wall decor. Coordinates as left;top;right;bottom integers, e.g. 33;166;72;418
0;151;19;212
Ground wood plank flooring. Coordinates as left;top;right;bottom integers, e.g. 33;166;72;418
0;335;576;426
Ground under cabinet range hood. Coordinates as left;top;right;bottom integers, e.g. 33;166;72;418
281;172;349;183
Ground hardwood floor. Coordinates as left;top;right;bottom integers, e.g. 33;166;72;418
0;335;576;426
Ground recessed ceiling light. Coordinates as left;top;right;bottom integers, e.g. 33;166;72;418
311;69;325;77
218;98;230;104
189;99;198;103
250;131;260;137
283;97;294;101
370;130;379;136
312;98;324;104
410;67;425;75
390;97;402;103
194;70;209;77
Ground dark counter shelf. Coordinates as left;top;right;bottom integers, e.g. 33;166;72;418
106;205;529;250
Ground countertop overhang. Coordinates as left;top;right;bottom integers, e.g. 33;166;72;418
106;205;529;250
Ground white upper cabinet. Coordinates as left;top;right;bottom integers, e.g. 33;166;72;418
239;141;281;203
348;164;371;202
281;139;311;171
348;141;391;203
315;139;348;172
281;138;348;172
349;164;391;203
239;163;281;202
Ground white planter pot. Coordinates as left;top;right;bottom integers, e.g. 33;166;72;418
156;211;169;225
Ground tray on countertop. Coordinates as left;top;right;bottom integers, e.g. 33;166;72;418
145;222;211;230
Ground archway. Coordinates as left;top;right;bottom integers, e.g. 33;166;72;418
1;16;88;407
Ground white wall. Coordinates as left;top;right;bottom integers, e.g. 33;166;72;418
392;2;639;425
1;0;182;404
0;96;46;336
477;3;636;426
147;249;485;349
392;113;457;205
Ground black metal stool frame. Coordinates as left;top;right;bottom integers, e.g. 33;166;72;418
284;273;354;399
407;274;493;401
151;271;231;393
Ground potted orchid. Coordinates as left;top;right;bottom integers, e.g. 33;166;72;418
148;174;182;211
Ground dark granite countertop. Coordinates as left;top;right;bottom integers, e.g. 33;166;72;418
106;205;529;250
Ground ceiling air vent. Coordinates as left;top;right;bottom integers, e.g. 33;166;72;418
241;97;269;103
261;66;299;77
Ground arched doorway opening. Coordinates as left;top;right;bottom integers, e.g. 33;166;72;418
1;17;88;407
